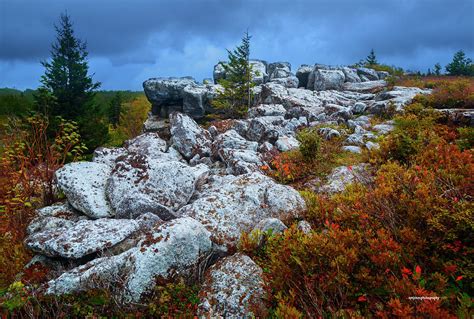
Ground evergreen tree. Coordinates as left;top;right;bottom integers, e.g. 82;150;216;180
108;92;122;127
212;32;255;118
365;49;378;66
434;63;442;76
37;13;108;150
445;50;474;76
427;68;432;76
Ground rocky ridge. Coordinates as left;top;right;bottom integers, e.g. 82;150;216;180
24;61;431;317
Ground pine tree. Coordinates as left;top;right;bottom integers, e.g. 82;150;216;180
108;92;122;127
37;13;108;150
212;32;255;118
445;50;474;76
434;63;442;76
365;49;378;66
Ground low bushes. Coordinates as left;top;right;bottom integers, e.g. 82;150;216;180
244;105;473;317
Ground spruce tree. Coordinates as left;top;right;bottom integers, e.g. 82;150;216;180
434;63;442;76
365;49;378;66
108;92;122;127
212;32;255;118
445;50;474;76
37;13;108;150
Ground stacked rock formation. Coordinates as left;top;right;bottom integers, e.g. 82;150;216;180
24;61;432;317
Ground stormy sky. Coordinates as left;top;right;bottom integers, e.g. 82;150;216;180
1;0;473;90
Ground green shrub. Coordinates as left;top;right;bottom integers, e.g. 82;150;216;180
296;128;321;160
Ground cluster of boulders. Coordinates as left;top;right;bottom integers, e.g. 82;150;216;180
24;61;433;317
143;61;428;122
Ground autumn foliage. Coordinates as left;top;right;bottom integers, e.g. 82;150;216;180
246;105;473;317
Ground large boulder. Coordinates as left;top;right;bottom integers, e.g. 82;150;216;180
27;202;87;235
92;147;127;168
177;172;306;249
55;162;113;219
106;152;209;220
268;62;291;77
213;62;227;84
269;76;299;88
25;219;140;259
143;77;196;118
199;254;265;318
182;85;209;119
246;116;285;143
250;60;268;84
46;217;213;302
313;69;345;91
342;67;361;83
213;129;263;175
170;113;213;160
357;68;379;81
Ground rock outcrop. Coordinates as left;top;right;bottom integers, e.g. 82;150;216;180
24;60;434;312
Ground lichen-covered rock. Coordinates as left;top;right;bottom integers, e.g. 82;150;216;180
55;162;113;219
25;219;140;259
342;67;361;83
318;127;341;140
27;203;88;235
170;112;212;160
213;62;227;83
372;123;395;135
320;164;371;193
143;77;196;117
248;104;287;118
351;102;367;114
343;80;386;93
124;132;183;162
253;218;287;234
269;76;299;88
198;254;264;318
275;135;300;151
357;67;379;81
246;116;285;143
177;172;305;249
107;153;209;220
297;220;312;233
46;218;212;302
313;69;345;91
342;145;362;154
250;60;268;84
376;86;431;108
92;147;128;168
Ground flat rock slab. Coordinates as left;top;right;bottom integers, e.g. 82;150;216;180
199;254;264;318
177;172;306;249
25;218;140;259
55;162;113;219
47;217;212;302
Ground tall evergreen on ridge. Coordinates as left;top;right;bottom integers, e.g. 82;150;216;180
39;13;100;119
365;49;378;66
36;13;108;150
212;31;256;118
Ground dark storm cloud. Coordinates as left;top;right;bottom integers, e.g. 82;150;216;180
1;0;473;89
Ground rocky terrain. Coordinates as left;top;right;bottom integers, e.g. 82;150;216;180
23;61;432;317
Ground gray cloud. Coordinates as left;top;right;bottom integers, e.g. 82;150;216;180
1;0;473;89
